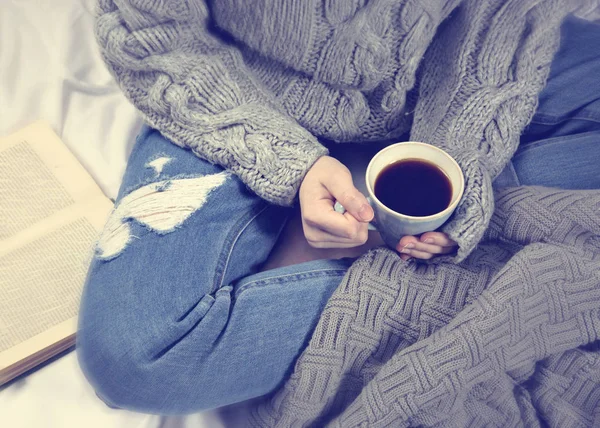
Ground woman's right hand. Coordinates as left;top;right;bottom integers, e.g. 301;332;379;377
299;156;374;248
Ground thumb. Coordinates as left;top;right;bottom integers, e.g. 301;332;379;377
323;167;374;223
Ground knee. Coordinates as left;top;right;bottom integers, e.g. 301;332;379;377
77;319;235;414
77;316;203;413
76;310;156;412
76;276;234;413
76;274;177;412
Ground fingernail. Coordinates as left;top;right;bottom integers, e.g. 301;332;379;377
396;243;413;253
358;204;373;222
423;238;434;244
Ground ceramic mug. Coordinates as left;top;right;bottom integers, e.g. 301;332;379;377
335;142;465;249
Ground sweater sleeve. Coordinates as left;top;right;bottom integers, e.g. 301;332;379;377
95;0;328;206
410;0;587;262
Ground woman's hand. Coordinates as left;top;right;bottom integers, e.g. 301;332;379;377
299;156;459;258
299;156;374;248
396;232;458;261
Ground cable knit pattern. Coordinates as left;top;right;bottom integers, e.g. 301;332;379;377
236;0;461;142
250;187;600;427
212;0;458;92
410;0;588;260
95;0;328;206
97;0;596;259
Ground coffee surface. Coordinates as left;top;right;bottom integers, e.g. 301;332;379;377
374;159;452;217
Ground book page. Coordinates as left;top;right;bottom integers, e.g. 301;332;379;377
0;122;113;382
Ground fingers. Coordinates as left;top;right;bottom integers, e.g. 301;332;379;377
303;222;369;249
299;156;372;249
322;165;374;223
419;232;457;248
396;232;458;260
302;200;363;239
301;195;369;248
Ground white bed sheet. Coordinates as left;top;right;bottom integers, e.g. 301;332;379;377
0;1;234;426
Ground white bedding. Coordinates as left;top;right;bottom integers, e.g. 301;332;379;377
0;1;232;426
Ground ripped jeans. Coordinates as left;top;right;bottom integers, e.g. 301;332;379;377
77;15;600;414
77;126;352;413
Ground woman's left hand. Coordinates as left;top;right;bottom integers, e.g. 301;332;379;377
397;232;457;261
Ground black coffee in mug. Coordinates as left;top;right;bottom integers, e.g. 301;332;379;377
374;159;452;217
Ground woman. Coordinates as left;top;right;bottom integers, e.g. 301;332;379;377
78;0;600;414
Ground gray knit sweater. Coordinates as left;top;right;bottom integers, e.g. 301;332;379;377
96;0;595;260
250;186;600;427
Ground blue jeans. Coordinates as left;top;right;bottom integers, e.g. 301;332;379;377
495;16;600;189
77;15;600;414
77;128;352;413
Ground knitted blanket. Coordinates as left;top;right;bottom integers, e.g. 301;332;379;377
250;186;600;427
96;0;596;261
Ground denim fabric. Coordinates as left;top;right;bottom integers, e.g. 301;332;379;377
494;16;600;189
78;15;599;415
77;128;352;413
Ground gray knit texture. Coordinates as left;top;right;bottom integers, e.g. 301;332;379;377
249;186;600;427
95;0;594;260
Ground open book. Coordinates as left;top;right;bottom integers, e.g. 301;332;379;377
0;122;113;386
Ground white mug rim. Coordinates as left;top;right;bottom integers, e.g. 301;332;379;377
365;142;465;221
